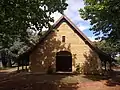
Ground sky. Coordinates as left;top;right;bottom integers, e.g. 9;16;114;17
52;0;97;41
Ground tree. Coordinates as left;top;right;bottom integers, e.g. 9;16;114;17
116;56;120;64
93;41;117;70
79;0;120;49
0;48;9;67
94;40;117;58
0;0;67;48
0;28;40;68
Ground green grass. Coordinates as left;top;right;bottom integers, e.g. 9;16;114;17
0;67;15;70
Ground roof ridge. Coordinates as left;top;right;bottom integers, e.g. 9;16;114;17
52;15;95;47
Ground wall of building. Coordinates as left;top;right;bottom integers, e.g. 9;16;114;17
29;21;101;74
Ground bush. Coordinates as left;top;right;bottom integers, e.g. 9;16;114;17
47;66;55;74
73;64;81;74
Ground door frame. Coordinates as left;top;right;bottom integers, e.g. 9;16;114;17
56;51;72;72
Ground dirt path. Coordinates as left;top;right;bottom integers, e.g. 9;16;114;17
76;81;120;90
0;67;17;73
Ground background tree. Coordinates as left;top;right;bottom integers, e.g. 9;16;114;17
0;26;46;68
116;56;120;64
1;49;7;67
94;40;117;58
0;0;68;48
0;0;67;68
0;27;41;67
79;0;120;50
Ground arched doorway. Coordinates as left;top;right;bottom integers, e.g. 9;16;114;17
56;51;72;72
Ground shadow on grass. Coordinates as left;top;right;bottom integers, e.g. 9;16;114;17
0;73;79;90
82;70;120;87
104;70;120;86
81;74;109;81
0;66;15;70
0;71;19;82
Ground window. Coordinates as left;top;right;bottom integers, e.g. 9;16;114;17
62;36;65;42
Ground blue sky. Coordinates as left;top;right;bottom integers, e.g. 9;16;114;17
52;0;97;41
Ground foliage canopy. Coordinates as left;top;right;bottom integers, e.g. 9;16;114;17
0;0;67;48
80;0;120;47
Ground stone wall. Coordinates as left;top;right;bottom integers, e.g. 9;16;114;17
29;21;101;74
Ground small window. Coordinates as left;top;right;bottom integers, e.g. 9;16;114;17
62;36;65;42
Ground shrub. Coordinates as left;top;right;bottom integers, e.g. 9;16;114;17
73;63;81;74
47;66;55;74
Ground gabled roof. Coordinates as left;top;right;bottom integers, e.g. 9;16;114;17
52;15;95;49
28;15;113;61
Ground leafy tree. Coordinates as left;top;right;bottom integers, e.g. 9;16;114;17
116;56;120;64
1;49;7;67
0;0;67;48
94;40;117;58
80;0;120;49
0;28;40;68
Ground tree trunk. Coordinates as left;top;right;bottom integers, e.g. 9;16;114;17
17;59;20;71
22;59;24;71
2;59;7;68
17;65;19;71
109;61;112;71
7;59;12;67
25;65;27;71
104;61;106;71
